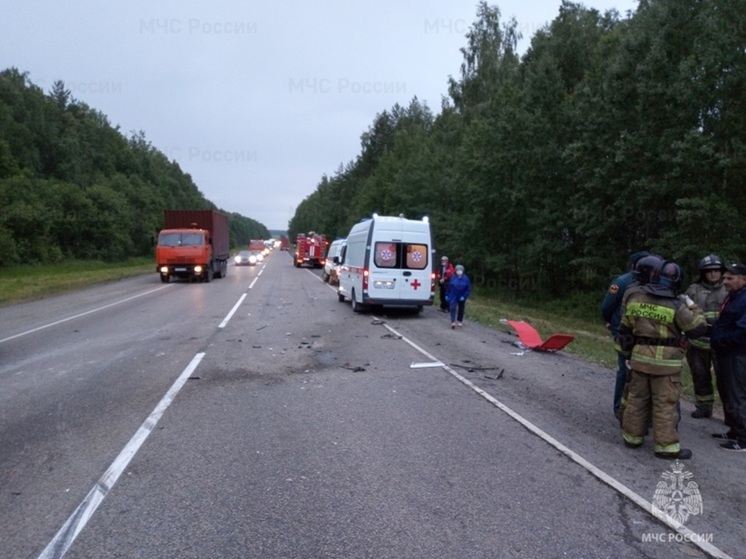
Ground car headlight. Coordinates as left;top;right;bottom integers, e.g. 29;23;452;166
235;256;241;263
249;256;257;264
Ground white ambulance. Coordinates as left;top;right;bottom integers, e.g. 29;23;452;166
336;214;435;312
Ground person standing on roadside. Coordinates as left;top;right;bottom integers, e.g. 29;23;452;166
684;254;728;419
438;256;455;312
710;263;746;452
602;251;650;417
447;264;471;329
619;261;707;460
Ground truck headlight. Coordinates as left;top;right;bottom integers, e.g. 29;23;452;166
194;265;203;273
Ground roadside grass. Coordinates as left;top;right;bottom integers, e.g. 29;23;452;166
0;258;153;306
468;289;700;402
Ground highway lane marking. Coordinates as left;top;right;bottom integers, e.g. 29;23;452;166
378;320;733;559
0;285;172;344
248;277;259;290
36;352;205;559
219;294;247;329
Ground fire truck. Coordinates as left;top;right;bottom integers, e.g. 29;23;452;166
294;232;327;268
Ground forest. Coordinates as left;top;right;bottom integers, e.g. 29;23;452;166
0;69;269;267
288;0;745;297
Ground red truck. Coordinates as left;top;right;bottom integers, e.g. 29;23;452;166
156;210;230;283
279;236;290;251
294;231;327;268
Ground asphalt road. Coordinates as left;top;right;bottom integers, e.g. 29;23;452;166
0;251;742;559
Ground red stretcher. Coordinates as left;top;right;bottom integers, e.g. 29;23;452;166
505;320;575;352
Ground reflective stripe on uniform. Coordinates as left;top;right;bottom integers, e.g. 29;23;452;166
654;441;681;454
631;351;683;369
689;338;711;350
623;432;644;445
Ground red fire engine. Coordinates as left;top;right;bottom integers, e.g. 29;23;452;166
294;232;327;268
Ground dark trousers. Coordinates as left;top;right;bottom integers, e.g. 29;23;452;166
686;346;716;411
714;352;746;442
449;300;465;322
439;281;449;310
613;351;627;416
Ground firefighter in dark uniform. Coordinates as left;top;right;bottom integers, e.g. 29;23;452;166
602;251;650;416
684;254;727;418
619;261;707;459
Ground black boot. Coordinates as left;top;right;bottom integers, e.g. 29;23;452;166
691;408;712;419
655;448;692;460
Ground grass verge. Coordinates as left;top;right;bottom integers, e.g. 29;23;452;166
0;258;153;306
467;290;700;402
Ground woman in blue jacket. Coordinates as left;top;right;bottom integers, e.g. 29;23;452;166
446;264;471;328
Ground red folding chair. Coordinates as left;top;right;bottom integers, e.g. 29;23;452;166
505;320;574;352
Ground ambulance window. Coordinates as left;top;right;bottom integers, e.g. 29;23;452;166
374;242;397;268
404;244;428;270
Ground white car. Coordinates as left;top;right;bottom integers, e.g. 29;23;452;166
323;239;346;284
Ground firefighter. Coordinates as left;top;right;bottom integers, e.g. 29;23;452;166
616;254;665;423
438;256;455;312
619;261;707;460
602;250;650;416
684;254;727;418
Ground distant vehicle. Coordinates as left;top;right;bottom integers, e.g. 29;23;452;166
294;232;327;268
248;239;265;252
337;214;434;312
234;250;256;266
156;210;230;283
279;236;290;251
323;238;346;284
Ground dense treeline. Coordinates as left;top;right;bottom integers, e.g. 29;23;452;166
0;68;268;266
289;0;746;297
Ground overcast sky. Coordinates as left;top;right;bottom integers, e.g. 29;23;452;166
1;0;638;231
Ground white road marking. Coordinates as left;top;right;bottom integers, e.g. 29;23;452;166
378;320;733;559
37;352;205;559
248;277;259;290
0;285;172;344
219;294;247;329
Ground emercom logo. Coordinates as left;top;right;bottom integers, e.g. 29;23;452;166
642;460;713;545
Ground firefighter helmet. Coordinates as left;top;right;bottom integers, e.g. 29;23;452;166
699;254;725;271
643;260;682;298
633;255;664;285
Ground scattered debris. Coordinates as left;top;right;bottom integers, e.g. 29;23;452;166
371;319;386;325
449;363;499;373
256;325;267;331
410;362;445;369
484;368;506;380
341;362;366;372
381;333;402;340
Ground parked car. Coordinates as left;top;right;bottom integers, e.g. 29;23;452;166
234;250;257;266
322;238;346;284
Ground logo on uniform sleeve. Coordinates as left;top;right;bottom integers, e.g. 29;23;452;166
609;284;620;295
